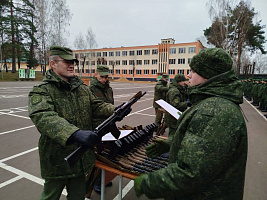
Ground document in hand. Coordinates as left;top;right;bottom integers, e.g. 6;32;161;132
155;99;182;120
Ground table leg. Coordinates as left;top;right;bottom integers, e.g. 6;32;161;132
118;175;123;200
101;169;105;200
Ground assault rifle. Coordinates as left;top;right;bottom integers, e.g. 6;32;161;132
65;91;146;167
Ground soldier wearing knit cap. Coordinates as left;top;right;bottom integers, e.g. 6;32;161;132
134;48;247;200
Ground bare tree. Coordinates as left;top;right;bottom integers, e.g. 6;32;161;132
254;52;267;74
35;0;51;74
85;27;97;50
74;32;86;50
49;0;72;46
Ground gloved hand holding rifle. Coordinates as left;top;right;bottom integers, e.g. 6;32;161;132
65;91;146;167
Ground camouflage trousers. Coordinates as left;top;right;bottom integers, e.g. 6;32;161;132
155;108;164;126
40;175;86;200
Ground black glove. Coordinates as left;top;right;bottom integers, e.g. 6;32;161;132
68;130;101;149
186;99;192;107
116;107;132;121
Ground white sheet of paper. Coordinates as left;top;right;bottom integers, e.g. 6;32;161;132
101;130;134;141
155;99;182;120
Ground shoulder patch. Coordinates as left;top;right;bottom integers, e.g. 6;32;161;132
31;95;42;105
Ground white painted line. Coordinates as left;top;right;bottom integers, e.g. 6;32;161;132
243;97;267;122
0;112;30;119
127;106;153;117
136;113;155;117
113;180;134;200
0;125;35;136
0;151;67;196
0;147;38;163
0;175;23;189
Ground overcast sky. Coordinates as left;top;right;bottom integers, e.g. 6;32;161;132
66;0;267;51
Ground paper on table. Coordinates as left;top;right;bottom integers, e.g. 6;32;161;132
101;130;134;141
155;99;182;120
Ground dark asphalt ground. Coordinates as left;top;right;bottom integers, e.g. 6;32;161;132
0;81;266;200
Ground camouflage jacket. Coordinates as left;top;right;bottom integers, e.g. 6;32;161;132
153;79;169;108
89;77;114;104
165;82;187;129
89;77;114;128
28;69;115;179
141;69;248;200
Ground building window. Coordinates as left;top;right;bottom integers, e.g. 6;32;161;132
86;69;89;73
129;51;135;56
144;60;150;65
129;70;133;74
109;52;114;56
152;59;158;65
116;51;120;56
144;50;150;55
85;53;89;57
80;53;84;57
136;60;142;65
177;69;184;74
168;69;175;75
179;48;186;53
91;61;95;65
152;49;158;55
85;61;89;65
109;61;114;65
122;70;127;74
188;58;192;64
116;60;120;65
110;69;113;74
122;60;127;65
169;59;176;64
137;50;142;55
144;70;149;74
187;69;191;75
91;69;95;73
75;53;79;58
178;58;185;64
151;69;157;75
97;52;101;57
136;70;141;74
129;60;134;65
91;52;95;57
122;51;127;56
188;47;196;53
170;48;176;54
116;69;120;74
103;52;107;57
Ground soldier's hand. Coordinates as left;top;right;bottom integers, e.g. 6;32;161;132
68;130;101;149
145;138;170;158
134;174;148;197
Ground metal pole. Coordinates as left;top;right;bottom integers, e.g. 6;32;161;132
1;48;3;79
118;175;123;200
101;169;105;200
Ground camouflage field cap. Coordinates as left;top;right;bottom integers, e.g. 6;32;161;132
174;74;187;82
162;74;169;79
97;65;109;76
49;46;78;62
189;48;233;79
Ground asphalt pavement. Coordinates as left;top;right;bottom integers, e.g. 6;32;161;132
0;81;266;200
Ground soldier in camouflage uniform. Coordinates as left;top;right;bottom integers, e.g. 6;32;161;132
89;65;114;128
89;65;114;193
28;46;116;200
153;74;169;126
165;74;188;138
134;48;248;200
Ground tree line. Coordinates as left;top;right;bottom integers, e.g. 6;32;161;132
0;0;74;73
203;0;266;76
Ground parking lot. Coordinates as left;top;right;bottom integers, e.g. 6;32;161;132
0;81;266;200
